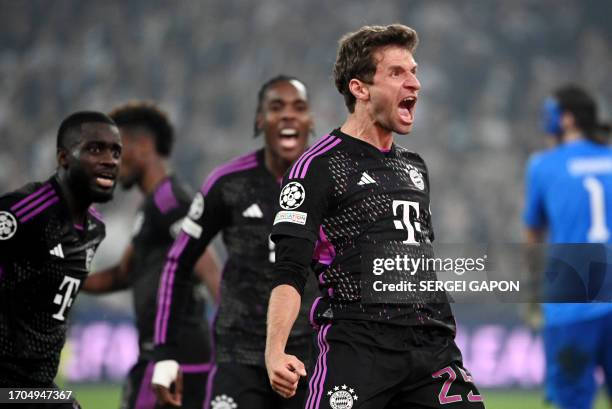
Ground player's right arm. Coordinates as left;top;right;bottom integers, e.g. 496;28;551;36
266;283;306;398
522;154;548;328
0;193;38;261
82;244;133;293
151;179;228;407
266;149;333;397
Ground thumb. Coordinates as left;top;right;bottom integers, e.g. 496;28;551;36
288;357;307;377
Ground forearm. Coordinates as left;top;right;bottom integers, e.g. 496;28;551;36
194;247;221;303
83;266;129;293
266;284;302;357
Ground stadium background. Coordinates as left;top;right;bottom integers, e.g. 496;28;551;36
1;0;611;407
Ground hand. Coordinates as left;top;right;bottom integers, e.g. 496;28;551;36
151;360;183;407
265;351;307;398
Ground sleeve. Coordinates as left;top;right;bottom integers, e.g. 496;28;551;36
270;158;332;244
0;194;39;262
271;236;315;295
153;178;229;361
523;154;547;229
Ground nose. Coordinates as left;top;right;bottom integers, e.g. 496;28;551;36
100;149;119;168
404;73;421;91
281;106;298;120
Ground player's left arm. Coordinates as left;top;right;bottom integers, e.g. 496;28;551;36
82;244;133;293
194;246;221;303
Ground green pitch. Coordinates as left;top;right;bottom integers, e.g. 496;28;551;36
65;384;609;409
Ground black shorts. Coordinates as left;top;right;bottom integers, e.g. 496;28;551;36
204;362;307;409
304;320;485;409
121;359;211;409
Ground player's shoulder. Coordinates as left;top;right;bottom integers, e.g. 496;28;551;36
394;144;428;166
151;176;193;215
526;146;564;175
200;150;260;195
87;206;106;235
0;178;61;225
286;132;342;181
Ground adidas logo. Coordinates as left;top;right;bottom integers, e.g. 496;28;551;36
50;244;64;258
242;203;263;218
357;172;376;185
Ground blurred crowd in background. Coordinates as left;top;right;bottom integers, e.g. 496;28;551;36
1;0;611;255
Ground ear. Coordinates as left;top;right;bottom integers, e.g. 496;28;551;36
560;112;576;131
57;148;70;169
349;78;370;103
255;111;264;134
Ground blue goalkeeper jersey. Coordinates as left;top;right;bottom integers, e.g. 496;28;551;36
524;139;612;326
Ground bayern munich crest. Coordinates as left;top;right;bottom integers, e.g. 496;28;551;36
327;384;358;409
279;182;305;210
408;165;425;190
0;211;17;240
211;394;238;409
188;192;205;219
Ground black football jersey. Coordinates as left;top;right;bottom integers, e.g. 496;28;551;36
0;176;105;386
130;176;209;363
154;149;315;366
271;128;455;330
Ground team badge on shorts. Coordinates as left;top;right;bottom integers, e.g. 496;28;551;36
211;394;238;409
279;182;306;210
0;211;17;240
188;192;205;219
327;384;358;409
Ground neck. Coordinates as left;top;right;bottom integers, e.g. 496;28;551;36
264;147;291;180
562;129;583;143
139;159;169;194
340;110;394;150
56;171;89;225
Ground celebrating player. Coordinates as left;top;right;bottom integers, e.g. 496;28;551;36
265;25;485;408
82;102;220;409
524;86;612;409
152;75;316;408
0;111;121;407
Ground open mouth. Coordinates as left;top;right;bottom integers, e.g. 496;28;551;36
398;96;417;124
95;172;116;189
279;128;300;149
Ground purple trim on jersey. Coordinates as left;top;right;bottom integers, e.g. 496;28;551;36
155;232;190;344
201;152;258;195
135;362;157;409
88;207;104;222
309;296;322;328
19;197;60;222
306;323;331;409
380;147;391;153
154;179;179;214
203;364;218;409
14;190;56;217
298;137;342;179
10;183;52;211
313;226;335;266
74;224;84;231
181;362;213;373
289;135;332;179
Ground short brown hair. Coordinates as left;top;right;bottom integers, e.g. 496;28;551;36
333;24;419;113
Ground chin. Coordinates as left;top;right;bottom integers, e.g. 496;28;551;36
90;190;115;204
89;185;116;203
